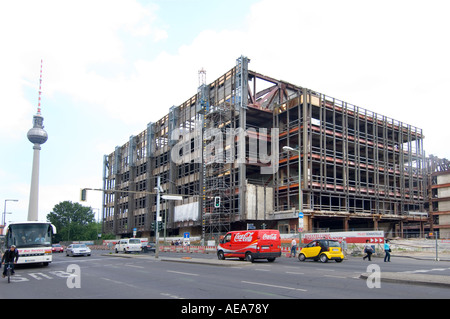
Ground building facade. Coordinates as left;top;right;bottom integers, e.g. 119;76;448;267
102;56;427;240
428;156;450;239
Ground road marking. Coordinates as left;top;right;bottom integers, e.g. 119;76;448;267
167;270;199;276
431;268;446;271
254;269;271;272
323;275;346;279
126;264;145;269
100;277;140;289
52;258;103;264
241;280;307;292
285;271;305;275
160;292;185;299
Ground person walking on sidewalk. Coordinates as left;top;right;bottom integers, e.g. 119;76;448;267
384;239;391;262
363;240;373;261
290;238;297;257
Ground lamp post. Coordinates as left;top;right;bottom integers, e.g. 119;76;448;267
3;199;18;226
282;146;303;245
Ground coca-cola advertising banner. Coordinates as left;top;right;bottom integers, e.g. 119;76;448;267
302;231;385;244
233;231;279;243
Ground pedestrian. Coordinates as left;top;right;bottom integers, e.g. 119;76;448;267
341;237;348;258
384;239;391;262
290;238;297;257
362;240;373;261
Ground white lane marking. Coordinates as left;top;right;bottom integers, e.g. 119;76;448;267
166;270;199;276
241;280;307;292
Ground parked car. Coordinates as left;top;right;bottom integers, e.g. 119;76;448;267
298;239;344;263
114;238;141;253
66;244;91;257
52;244;64;253
141;242;156;253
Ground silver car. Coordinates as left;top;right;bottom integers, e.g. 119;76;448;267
66;244;91;257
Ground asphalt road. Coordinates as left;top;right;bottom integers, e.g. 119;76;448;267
1;250;449;302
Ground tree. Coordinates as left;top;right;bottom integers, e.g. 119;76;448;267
47;201;95;242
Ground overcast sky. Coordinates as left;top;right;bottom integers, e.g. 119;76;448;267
1;0;449;224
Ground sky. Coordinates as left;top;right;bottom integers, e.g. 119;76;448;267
1;0;449;225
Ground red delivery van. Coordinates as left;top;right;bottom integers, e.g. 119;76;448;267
217;229;281;262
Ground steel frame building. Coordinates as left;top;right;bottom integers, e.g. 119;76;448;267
102;56;427;240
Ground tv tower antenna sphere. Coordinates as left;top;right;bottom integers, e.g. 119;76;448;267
27;59;48;146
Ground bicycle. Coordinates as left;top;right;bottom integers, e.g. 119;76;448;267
4;262;14;283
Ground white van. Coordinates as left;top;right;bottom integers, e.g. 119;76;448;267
114;238;142;253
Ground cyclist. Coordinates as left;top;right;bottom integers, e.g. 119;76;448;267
2;245;19;278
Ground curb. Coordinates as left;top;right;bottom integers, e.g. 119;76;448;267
390;254;450;262
360;272;450;288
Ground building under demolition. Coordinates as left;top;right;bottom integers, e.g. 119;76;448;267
102;56;428;241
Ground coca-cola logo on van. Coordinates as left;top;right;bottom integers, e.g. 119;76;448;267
262;233;277;240
234;232;254;242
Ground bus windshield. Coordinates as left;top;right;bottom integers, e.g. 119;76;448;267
7;223;53;248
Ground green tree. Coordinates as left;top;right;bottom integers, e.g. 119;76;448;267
46;201;95;242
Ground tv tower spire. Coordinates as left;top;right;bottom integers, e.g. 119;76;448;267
27;59;48;221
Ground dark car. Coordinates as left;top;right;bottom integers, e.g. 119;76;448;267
141;242;156;253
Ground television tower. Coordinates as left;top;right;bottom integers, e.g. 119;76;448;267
26;60;48;221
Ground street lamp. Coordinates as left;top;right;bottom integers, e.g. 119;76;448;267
282;146;303;245
3;199;18;226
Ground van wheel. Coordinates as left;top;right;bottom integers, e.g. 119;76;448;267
217;251;225;260
298;253;306;262
115;248;118;253
335;259;343;263
245;252;254;263
319;253;328;263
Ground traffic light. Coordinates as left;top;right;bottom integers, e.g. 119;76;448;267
214;196;220;208
152;221;164;232
80;188;87;201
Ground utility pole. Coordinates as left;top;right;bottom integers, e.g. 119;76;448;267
155;176;162;258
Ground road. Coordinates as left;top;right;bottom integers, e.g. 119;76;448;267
1;250;449;302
